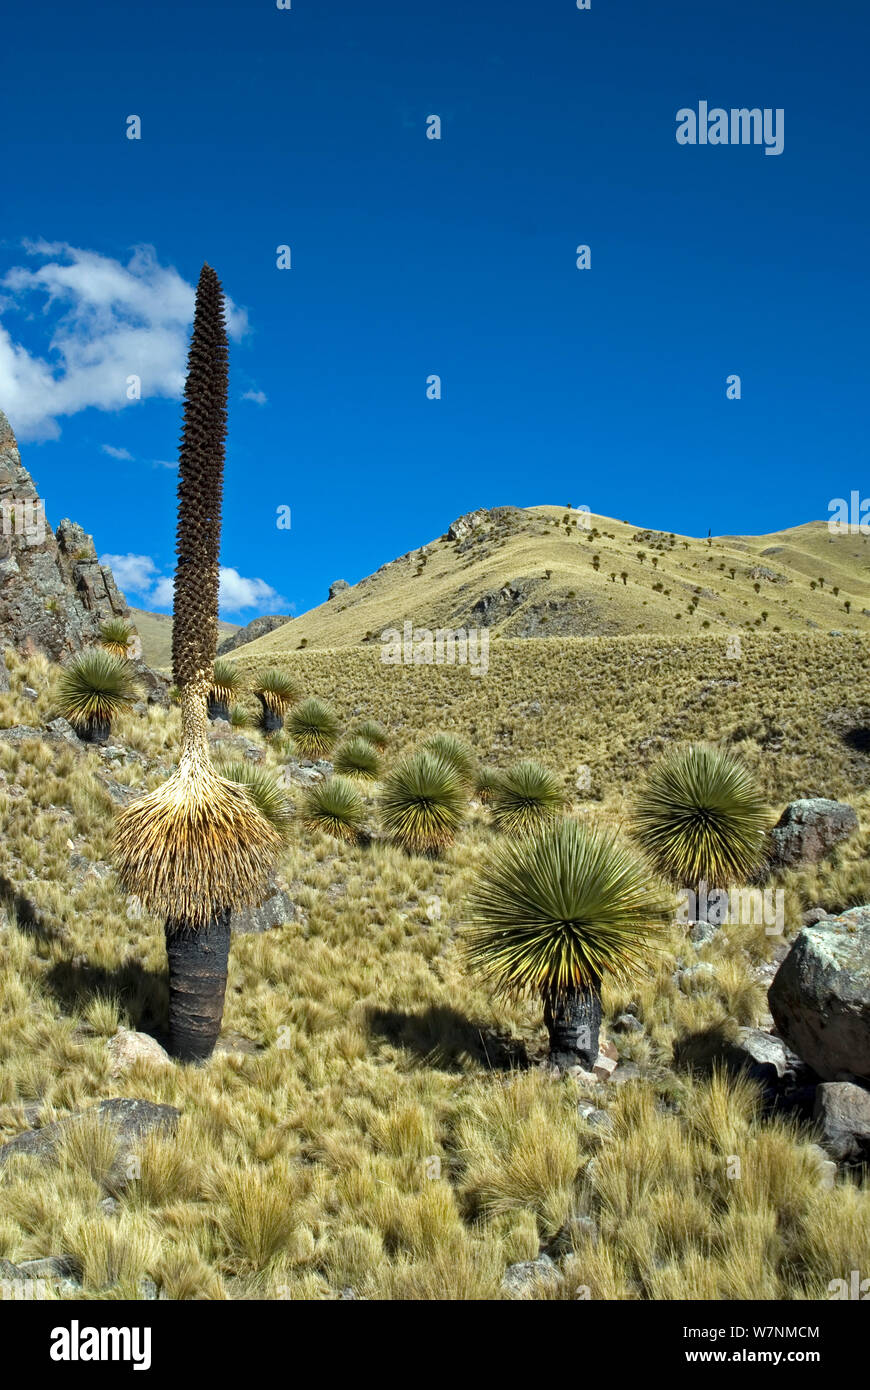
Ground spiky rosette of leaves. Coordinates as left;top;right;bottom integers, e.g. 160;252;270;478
475;765;504;805
464;818;672;1001
171;264;228;690
254;667;300;715
631;743;770;888
218;761;293;836
334;735;381;781
288;697;340;758
303;775;365;843
423;732;477;789
210;658;243;706
99;618;135;659
354;719;389;751
57;649;138;729
491;759;565;836
380;750;467;854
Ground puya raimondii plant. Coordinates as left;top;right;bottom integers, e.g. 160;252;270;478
114;265;280;1061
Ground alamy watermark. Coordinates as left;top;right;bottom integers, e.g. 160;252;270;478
676;882;784;935
0;496;45;546
827;493;870;535
676;103;784;156
380;621;490;676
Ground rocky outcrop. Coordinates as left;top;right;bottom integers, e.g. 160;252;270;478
0;1097;181;1189
0;410;132;659
768;907;870;1082
217;613;290;654
767;798;858;868
328;580;350;600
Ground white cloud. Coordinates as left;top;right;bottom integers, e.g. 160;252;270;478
0;242;249;441
101;444;133;461
153;459;177;470
99;551;286;617
241;388;267;405
99;553;161;596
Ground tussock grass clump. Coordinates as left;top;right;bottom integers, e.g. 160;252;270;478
354;719;389;751
380;750;467;855
303;775;365;842
99;618;135;658
632;743;770;888
423;733;477;789
334;735;381;781
491;759;565;836
57;648;138;743
288;697;340;758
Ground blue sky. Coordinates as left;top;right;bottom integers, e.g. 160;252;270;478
0;0;867;620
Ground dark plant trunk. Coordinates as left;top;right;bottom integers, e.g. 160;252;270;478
542;985;601;1068
77;717;111;745
207;698;229;722
164;910;231;1062
257;696;283;734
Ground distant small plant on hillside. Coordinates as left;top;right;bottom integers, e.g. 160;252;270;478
253;668;300;733
474;765;504;804
354;719;389;750
58;648;138;744
491;759;565;836
380;750;467;855
423;732;477;789
303;775;365;843
288;697;340;758
631;743;769;892
99;618;135;659
334;735;381;781
218;761;293;836
209;658;243;721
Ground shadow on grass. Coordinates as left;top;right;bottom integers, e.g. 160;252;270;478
842;726;870;754
43;956;168;1036
0;874;67;945
368;1004;529;1072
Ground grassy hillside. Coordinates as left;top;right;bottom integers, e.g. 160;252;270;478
130;608;238;672
238;508;870;658
1;634;868;1301
230;632;870;806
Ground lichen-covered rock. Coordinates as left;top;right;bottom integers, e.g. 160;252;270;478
813;1082;870;1162
106;1029;172;1077
768;908;870;1081
0;1097;181;1190
767;798;858;868
217;614;291;654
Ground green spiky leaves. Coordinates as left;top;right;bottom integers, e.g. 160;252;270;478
380;750;467;854
303;775;365;842
491;759;565;835
423;733;477;789
57;648;138;732
210;658;243;706
631;743;770;888
254;667;300;715
172;264;228;689
99;618;134;659
354;719;389;751
288;697;339;759
464;817;672;1000
334;735;381;781
218;761;293;836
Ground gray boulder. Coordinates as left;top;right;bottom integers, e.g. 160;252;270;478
230;886;297;934
723;1028;788;1085
501;1254;559;1297
768;908;870;1081
0;1097;181;1188
217;614;291;655
767;798;858;868
328;580;350;600
813;1082;870;1162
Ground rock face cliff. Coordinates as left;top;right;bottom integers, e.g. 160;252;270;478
0;409;131;659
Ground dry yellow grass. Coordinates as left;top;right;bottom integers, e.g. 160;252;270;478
0;639;868;1300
